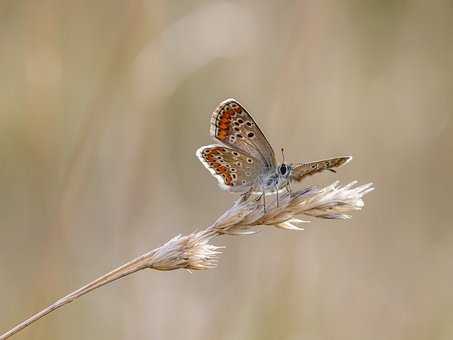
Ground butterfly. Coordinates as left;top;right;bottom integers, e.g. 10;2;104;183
196;98;351;206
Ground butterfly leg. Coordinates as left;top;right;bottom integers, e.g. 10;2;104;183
275;186;279;208
255;192;263;201
242;187;253;201
252;189;266;212
286;181;292;195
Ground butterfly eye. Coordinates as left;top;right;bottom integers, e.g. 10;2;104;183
279;164;287;175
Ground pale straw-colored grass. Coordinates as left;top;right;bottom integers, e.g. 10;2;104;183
0;181;373;339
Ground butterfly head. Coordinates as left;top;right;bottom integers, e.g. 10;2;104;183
277;148;293;182
277;163;292;178
276;163;293;189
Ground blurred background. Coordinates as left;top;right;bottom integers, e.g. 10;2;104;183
0;1;452;339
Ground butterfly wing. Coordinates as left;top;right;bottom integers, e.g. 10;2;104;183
210;98;276;170
290;156;352;182
196;145;263;192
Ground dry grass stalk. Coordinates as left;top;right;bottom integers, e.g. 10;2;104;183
0;181;373;339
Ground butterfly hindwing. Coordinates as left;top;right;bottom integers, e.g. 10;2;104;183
210;98;276;169
290;156;352;182
196;145;262;192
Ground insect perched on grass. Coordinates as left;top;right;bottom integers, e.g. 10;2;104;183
197;98;351;209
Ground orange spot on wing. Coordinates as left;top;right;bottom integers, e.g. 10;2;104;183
217;166;227;173
224;174;233;185
217;131;227;140
219;121;230;130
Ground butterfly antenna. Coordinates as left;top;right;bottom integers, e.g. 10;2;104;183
281;148;285;163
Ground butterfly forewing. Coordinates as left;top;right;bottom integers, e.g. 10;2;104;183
290;156;352;182
210;99;276;169
196;145;262;192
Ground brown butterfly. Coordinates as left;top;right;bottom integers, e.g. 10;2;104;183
197;98;351;203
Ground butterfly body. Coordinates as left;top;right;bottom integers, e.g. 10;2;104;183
197;98;351;199
258;164;292;192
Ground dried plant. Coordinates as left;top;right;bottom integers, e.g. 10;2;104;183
0;181;373;339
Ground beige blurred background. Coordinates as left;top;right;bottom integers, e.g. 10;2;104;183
0;1;452;339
